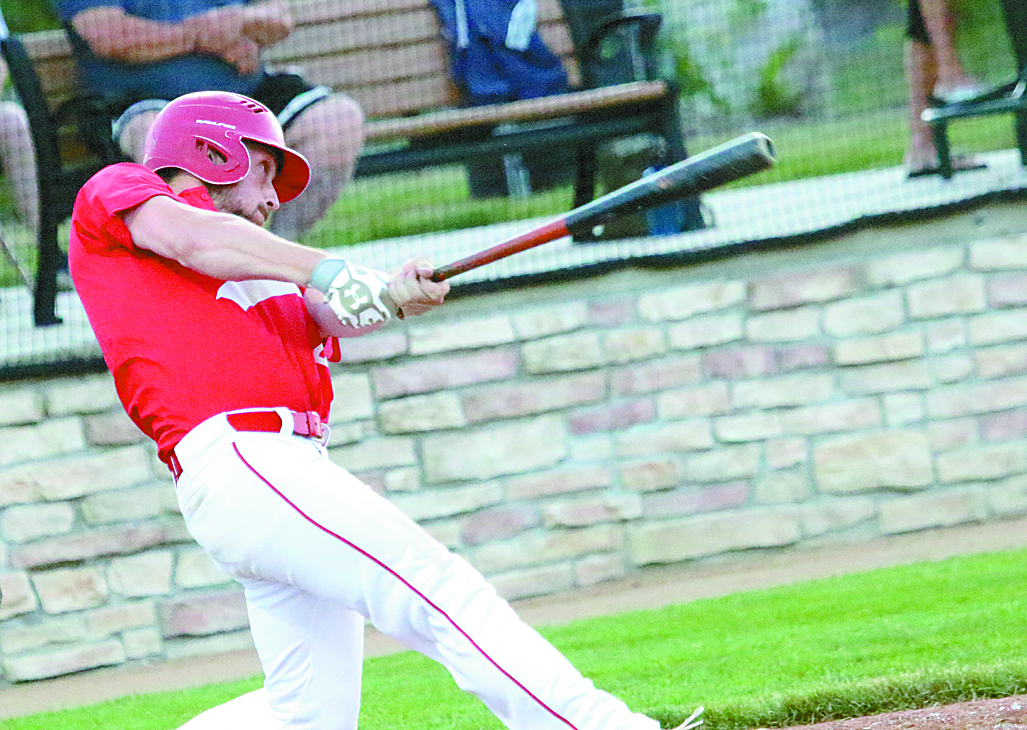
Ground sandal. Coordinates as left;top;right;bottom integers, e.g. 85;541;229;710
906;154;987;179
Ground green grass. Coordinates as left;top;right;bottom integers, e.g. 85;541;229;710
308;166;576;247
3;548;1027;730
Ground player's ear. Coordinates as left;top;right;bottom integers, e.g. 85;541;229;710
206;146;229;165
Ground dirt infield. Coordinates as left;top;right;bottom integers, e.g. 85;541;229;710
2;517;1027;722
770;695;1027;730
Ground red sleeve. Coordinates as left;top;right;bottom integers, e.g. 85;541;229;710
71;163;179;254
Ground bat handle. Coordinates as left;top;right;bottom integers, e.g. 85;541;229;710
430;265;456;282
429;218;571;282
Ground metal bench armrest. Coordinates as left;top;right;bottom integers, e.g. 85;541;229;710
578;11;664;88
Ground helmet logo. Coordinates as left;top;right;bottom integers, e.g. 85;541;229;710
196;119;238;130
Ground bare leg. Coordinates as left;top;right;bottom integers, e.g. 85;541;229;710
918;0;978;97
117;109;162;161
905;39;939;172
271;94;364;241
904;36;984;176
0;102;38;233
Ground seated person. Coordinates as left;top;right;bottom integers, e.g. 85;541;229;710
53;0;364;240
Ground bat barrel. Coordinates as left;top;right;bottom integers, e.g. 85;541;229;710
429;132;775;283
565;132;775;237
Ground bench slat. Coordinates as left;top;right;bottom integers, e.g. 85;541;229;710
284;41;450;89
287;30;577;98
365;80;668;140
267;8;573;63
288;0;567;27
290;0;435;25
349;75;459;118
264;7;444;61
15;29;68;58
294;46;578;117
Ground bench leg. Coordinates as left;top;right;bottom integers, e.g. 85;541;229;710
571;142;600;241
658;93;705;231
929;120;954;179
33;222;62;326
572;143;598;210
1016;109;1027;168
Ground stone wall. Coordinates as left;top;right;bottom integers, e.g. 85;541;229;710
2;207;1027;687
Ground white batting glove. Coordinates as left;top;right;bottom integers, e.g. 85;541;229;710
309;258;399;330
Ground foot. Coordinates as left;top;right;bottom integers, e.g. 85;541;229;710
904;142;986;178
933;81;986;104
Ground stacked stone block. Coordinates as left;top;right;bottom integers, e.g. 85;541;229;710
1;227;1026;687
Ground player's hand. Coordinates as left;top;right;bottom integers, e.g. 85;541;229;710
388;257;449;317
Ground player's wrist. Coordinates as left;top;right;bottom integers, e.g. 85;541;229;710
307;257;349;293
307;258;402;334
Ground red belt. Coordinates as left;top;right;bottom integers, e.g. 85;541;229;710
169;410;325;479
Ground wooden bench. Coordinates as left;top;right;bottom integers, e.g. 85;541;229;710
3;0;702;326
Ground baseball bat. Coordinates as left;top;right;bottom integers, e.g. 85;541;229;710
430;132;775;282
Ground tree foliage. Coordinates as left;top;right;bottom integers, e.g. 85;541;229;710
2;0;62;33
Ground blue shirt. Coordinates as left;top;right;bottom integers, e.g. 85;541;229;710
53;0;264;101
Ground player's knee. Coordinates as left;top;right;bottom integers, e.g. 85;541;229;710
323;93;364;135
119;111;162;161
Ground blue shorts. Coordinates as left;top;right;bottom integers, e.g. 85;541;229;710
907;0;931;46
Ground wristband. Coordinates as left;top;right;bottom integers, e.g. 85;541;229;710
308;257;350;293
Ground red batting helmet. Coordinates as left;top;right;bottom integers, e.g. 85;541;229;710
142;91;310;202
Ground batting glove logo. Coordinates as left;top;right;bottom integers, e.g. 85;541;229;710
324;263;395;328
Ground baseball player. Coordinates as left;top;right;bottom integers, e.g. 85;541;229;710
69;91;703;730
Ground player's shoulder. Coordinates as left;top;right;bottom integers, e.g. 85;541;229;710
79;163;169;203
90;162;164;187
74;163;173;224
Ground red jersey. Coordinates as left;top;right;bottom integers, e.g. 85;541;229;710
69;163;338;464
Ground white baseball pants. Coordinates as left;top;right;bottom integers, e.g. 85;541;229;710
171;412;661;730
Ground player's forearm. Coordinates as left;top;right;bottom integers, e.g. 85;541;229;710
71;7;197;62
304;287;386;339
125;197;328;284
180;221;328;285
